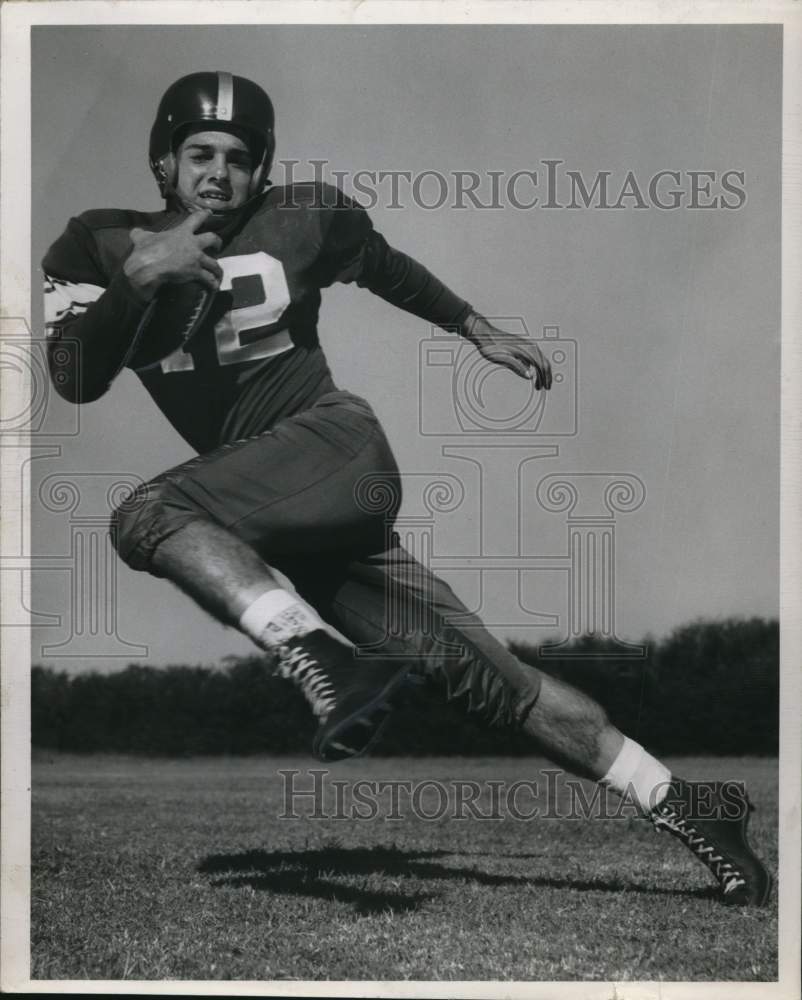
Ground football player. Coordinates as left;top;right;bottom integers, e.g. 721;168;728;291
43;71;771;905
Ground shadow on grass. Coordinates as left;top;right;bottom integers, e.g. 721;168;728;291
198;845;718;914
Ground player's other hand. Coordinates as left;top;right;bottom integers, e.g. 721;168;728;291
123;210;224;302
463;313;552;390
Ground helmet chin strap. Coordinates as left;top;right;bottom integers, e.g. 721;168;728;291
162;174;273;235
158;144;274;232
171;186;271;219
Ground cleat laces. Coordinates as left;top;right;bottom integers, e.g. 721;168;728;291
651;803;747;896
277;644;338;721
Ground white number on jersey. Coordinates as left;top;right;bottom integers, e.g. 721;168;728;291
159;251;292;374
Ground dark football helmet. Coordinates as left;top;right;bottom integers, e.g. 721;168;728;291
149;71;275;200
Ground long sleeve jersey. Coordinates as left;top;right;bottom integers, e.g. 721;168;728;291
42;182;473;453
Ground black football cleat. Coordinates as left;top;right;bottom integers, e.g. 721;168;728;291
649;777;773;906
275;630;412;762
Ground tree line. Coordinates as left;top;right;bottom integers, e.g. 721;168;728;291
32;616;779;756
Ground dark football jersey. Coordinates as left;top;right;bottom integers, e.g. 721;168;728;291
43;182;472;453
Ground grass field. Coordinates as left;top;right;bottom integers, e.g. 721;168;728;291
31;753;777;982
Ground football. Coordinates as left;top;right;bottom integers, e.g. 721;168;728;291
126;277;214;370
121;209;218;371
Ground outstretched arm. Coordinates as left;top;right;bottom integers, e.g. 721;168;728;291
358;233;552;390
460;310;552;390
317;194;551;391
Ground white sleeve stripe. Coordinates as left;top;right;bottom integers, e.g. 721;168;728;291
43;275;105;327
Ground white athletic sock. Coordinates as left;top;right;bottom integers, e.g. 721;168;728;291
238;589;324;649
599;737;672;814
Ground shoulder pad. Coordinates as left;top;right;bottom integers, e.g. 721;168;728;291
265;182;346;210
43;207;169;285
75;207;167;233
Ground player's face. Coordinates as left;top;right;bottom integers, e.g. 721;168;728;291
174;130;254;211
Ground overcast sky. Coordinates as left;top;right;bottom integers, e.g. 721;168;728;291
29;24;781;670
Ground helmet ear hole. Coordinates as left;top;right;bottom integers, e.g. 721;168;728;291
154;151;178;198
249;133;275;195
164;152;177;189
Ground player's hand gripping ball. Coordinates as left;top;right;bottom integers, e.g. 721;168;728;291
123;210;223;370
